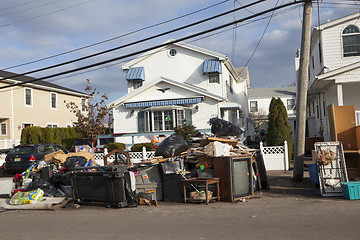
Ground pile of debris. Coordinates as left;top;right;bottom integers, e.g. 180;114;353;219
0;119;271;209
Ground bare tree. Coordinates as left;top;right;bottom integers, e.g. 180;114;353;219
65;79;114;140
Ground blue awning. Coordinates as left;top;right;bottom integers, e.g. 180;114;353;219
203;59;222;74
124;97;203;108
125;67;145;80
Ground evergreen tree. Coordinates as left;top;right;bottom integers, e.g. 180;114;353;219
267;97;293;160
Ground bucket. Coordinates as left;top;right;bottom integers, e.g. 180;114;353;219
307;163;319;184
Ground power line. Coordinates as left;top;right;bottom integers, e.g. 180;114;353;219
0;0;306;90
0;0;266;81
238;0;280;77
2;0;230;71
37;3;304;86
0;0;94;28
0;0;43;12
0;0;67;18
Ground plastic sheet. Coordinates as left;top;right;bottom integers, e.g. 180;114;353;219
155;134;189;158
209;118;243;137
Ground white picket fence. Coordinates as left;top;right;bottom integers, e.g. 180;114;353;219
260;141;289;171
93;147;155;165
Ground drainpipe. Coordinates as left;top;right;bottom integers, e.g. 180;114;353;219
11;86;15;143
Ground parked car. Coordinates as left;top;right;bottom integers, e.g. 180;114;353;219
4;143;68;174
70;138;94;152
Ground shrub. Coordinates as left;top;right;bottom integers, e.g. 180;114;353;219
131;143;154;152
174;124;199;142
104;142;125;152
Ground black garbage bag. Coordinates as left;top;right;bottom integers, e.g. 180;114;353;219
155;134;189;158
64;156;88;171
27;174;62;197
210;118;243;137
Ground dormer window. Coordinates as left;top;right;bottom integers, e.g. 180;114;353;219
209;73;220;83
342;25;360;57
132;80;143;89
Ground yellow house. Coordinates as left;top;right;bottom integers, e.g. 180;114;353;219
0;70;88;149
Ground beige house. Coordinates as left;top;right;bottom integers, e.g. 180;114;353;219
0;70;88;149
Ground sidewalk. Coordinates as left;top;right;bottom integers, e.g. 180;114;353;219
263;169;320;198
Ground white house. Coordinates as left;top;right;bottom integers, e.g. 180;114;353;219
305;12;360;141
109;41;250;147
248;87;297;143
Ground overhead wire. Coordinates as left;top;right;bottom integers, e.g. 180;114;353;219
0;0;67;18
0;0;266;80
0;0;94;28
0;0;43;12
46;4;303;85
2;0;231;71
0;0;307;90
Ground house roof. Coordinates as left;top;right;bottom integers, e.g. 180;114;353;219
0;70;88;97
314;12;360;31
248;87;296;99
121;40;227;70
109;76;225;108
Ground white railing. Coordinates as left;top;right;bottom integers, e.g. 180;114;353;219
260;141;289;171
0;139;20;150
93;147;155;165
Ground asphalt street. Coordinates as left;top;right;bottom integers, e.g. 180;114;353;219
0;170;359;240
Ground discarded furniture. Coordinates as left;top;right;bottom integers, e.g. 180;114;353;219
213;155;254;201
182;177;220;204
315;142;349;197
327;104;360;179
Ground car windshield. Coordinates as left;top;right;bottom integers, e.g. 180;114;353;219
9;146;34;155
74;139;92;145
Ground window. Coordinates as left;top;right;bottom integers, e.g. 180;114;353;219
25;88;32;106
209;73;220;83
22;123;33;128
46;124;58;128
356;111;360;126
164;110;173;130
51;92;57;109
287;99;295;110
139;109;190;132
250;101;258;112
153;111;163;131
132;80;143;89
342;25;360;57
81;98;86;112
323;101;326;116
1;123;6;135
177;109;186;127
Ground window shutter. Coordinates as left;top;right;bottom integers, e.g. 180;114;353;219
185;109;192;125
138;111;145;132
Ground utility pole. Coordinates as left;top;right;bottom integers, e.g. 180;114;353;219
293;0;313;182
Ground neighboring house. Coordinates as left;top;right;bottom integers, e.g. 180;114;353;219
248;87;297;143
305;12;360;141
0;70;88;149
109;41;250;147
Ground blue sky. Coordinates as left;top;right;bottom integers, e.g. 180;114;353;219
0;0;358;103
